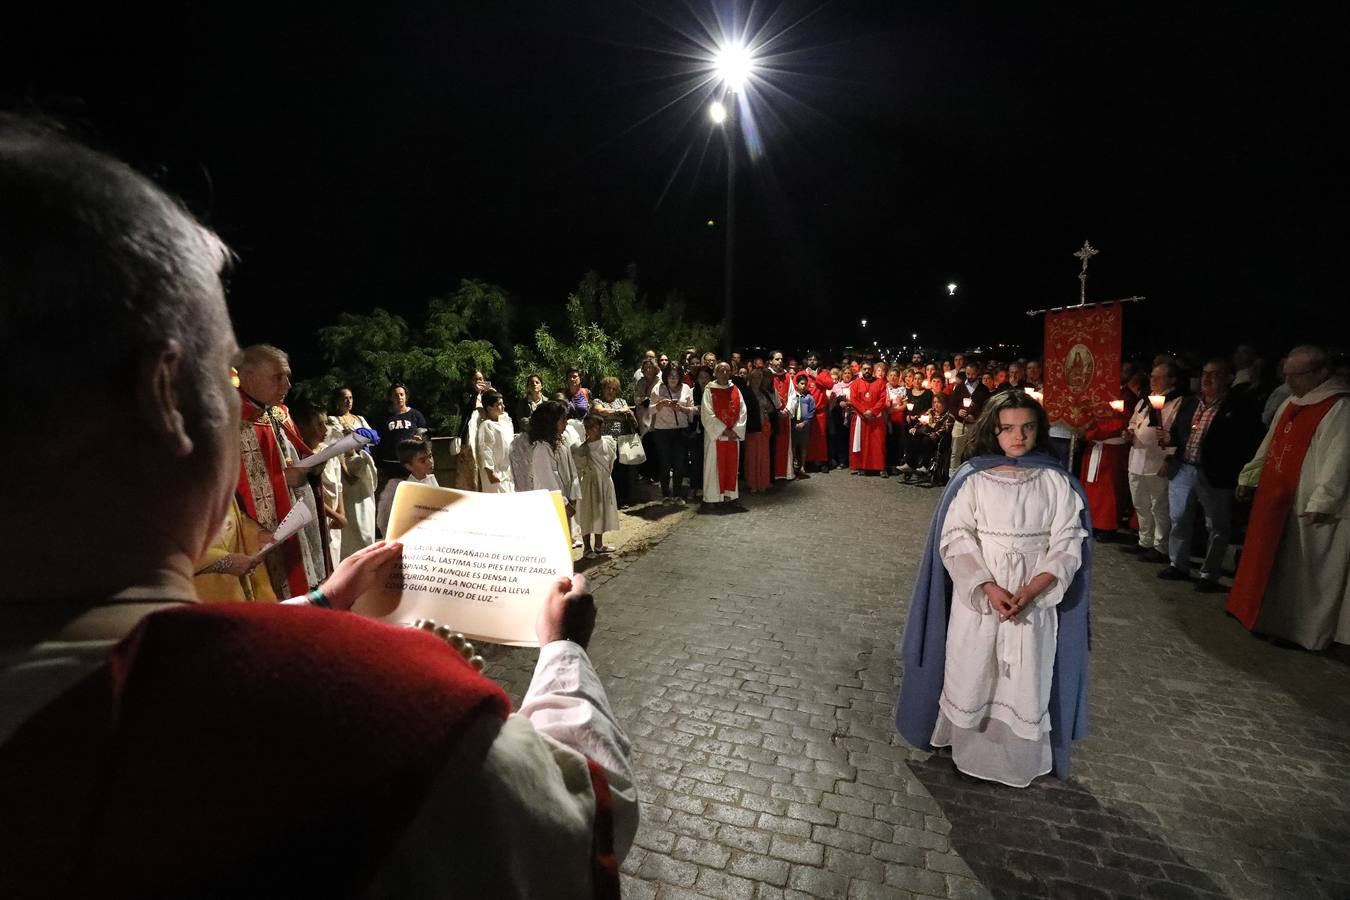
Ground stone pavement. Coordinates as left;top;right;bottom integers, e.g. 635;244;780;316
481;470;1350;899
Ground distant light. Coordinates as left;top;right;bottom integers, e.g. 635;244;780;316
947;282;957;296
873;341;878;346
860;319;868;327
709;100;727;124
714;43;755;92
706;218;716;227
912;333;918;341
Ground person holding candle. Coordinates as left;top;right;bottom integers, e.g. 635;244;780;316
1079;397;1132;540
1122;362;1185;561
885;368;909;474
1158;358;1265;591
899;375;936;479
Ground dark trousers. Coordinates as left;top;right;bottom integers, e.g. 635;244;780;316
886;421;906;469
651;428;689;497
612;461;637;507
904;431;935;469
829;412;850;467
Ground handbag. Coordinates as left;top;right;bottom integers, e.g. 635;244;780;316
617;433;647;466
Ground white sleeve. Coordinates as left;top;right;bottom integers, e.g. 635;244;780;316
519;641;638;861
376;479;398;536
478;422;497;471
1034;474;1090;608
530;443;561;492
939;479;996;612
1304;399;1350;518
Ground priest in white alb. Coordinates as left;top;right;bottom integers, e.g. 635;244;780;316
700;362;748;512
1227;345;1350;651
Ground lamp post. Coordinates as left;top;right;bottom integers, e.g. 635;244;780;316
710;42;754;362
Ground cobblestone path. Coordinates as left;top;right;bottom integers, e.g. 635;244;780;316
485;470;1350;899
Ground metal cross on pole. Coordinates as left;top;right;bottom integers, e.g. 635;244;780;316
1074;240;1098;307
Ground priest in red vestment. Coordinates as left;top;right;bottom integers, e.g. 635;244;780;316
1227;347;1349;650
848;362;889;474
699;362;748;510
235;344;329;597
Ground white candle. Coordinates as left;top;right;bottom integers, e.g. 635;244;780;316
919;414;931;425
906;402;915;412
962;398;972;408
1026;389;1043;403
1148;394;1165;410
1108;400;1125;413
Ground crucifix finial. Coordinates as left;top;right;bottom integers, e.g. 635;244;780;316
1074;240;1098;306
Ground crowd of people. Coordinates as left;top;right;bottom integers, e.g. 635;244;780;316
3;113;1347;894
254;327;1347;660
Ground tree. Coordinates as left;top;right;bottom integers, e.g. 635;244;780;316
513;292;623;396
291;279;511;436
513;271;722;395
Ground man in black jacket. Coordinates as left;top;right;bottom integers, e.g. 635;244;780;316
1158;358;1265;591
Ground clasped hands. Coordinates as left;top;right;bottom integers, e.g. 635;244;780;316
981;572;1057;622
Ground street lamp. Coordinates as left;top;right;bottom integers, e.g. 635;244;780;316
860;319;868;327
710;41;756;361
947;282;957;296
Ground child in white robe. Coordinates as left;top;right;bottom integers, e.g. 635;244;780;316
573;416;619;557
528;400;582;547
934;393;1087;787
476;390;515;493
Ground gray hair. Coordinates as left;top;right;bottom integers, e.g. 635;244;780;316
1287;344;1330;371
234;343;290;372
0;115;234;429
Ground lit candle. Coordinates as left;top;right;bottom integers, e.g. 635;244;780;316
1148;394;1165;410
906;402;915;412
919;414;931;425
1108;400;1125;413
1026;389;1043;403
963;398;972;408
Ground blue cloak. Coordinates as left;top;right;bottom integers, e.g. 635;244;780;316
895;450;1093;780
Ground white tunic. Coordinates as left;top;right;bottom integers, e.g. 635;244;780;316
1240;378;1350;650
477;415;516;493
573;436;619;535
328;414;378;559
699;383;747;502
934;466;1087;787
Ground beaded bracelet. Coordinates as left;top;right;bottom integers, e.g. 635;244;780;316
411;618;487;672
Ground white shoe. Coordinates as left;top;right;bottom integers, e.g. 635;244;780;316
596;544;616;554
915;466;929;475
898;464;914;474
572;539;583;549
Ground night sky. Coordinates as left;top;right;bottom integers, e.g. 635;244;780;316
4;2;1340;368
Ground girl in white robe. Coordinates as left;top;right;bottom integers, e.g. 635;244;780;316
933;399;1088;787
573;417;619;556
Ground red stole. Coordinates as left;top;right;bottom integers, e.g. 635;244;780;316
236;393;314;596
711;384;741;493
1227;393;1348;629
0;604;523;898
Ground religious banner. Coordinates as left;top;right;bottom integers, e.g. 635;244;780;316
1042;301;1122;430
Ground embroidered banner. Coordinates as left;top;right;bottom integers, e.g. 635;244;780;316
1043;302;1122;430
